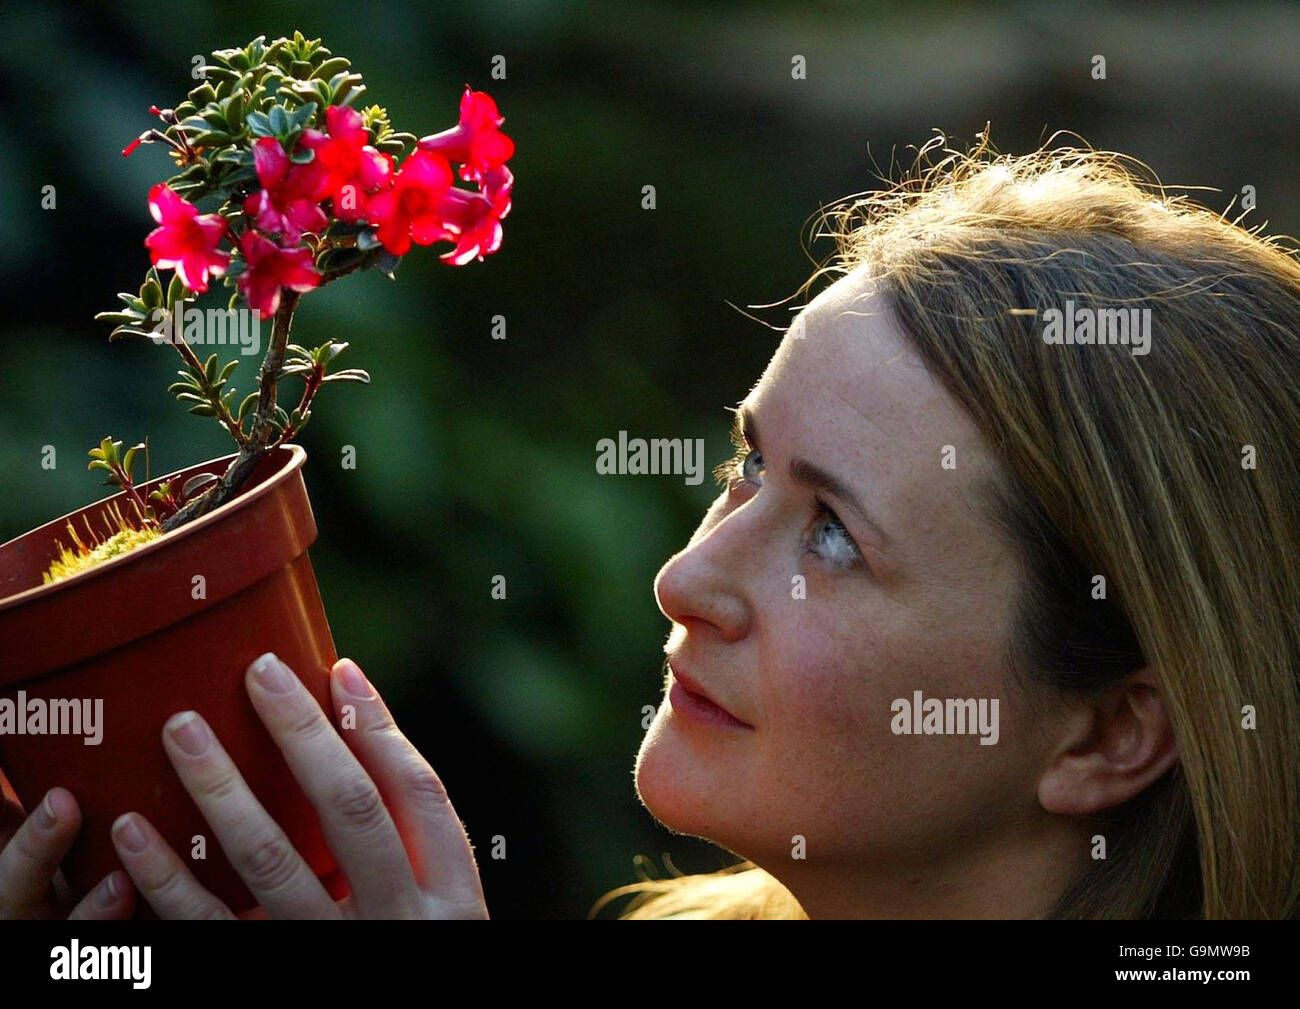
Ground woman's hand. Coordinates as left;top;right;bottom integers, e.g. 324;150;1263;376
0;787;135;920
109;653;488;919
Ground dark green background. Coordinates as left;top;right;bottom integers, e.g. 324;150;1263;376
2;0;1297;917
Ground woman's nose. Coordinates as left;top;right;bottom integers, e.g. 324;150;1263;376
653;539;753;643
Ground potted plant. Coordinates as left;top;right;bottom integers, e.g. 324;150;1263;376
0;32;515;916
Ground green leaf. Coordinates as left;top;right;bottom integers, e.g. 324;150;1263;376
204;354;219;385
356;228;382;251
290;101;318;129
95;311;145;326
237;392;259;421
324;219;366;239
218;360;239;383
167;272;186;310
123;443;146;479
182;473;219;498
246;111;273;137
312;57;351;80
188;403;219;417
269;105;289;135
198;66;238;84
375;250;401;278
107;325;154;342
192;129;234;146
189;82;219;105
142;273;164;310
323;368;371;384
98;438;121;468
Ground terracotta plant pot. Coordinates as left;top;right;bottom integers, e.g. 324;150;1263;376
0;445;340;916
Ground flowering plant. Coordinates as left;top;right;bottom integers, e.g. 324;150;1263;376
54;33;513;577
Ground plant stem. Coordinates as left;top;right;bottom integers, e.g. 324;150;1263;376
160;290;302;531
247;289;302;449
318;260;367;287
157;244;375;533
273;367;322;447
122;481;153;527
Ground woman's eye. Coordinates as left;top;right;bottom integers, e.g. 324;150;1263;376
740;448;765;486
806;500;862;568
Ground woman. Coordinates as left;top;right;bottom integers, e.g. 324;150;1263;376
4;138;1299;919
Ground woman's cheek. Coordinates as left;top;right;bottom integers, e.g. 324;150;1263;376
759;601;893;745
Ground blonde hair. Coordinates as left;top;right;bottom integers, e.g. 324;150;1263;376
589;857;805;920
602;134;1300;919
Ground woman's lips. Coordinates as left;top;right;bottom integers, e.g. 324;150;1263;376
667;662;753;729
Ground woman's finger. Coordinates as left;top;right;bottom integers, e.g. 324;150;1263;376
67;870;136;920
110;813;237;919
244;653;421;917
157;710;336;919
0;788;80;919
329;659;486;910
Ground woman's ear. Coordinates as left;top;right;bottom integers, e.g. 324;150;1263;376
1037;667;1180;816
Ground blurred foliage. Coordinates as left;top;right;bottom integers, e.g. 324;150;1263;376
2;0;1298;917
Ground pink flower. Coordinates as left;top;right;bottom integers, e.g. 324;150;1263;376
236;231;320;316
299;105;394;222
417;87;515;183
479;162;514;219
364;150;454;256
427;187;507;265
144;184;230;293
242;137;329;243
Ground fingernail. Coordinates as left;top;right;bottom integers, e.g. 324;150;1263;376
336;659;374;700
37;791;59;829
251;652;294;693
165;711;210;756
96;871;123;907
112;814;147;854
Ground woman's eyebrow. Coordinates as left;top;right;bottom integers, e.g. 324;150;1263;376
735;403;893;548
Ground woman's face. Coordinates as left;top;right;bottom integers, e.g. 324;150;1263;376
634;268;1069;911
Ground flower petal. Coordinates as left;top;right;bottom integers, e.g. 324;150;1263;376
252;137;291;188
358;147;394;191
148;183;195;225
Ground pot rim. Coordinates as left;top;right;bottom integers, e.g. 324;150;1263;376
0;444;307;613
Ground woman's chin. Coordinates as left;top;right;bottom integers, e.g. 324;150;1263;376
633;714;731;837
